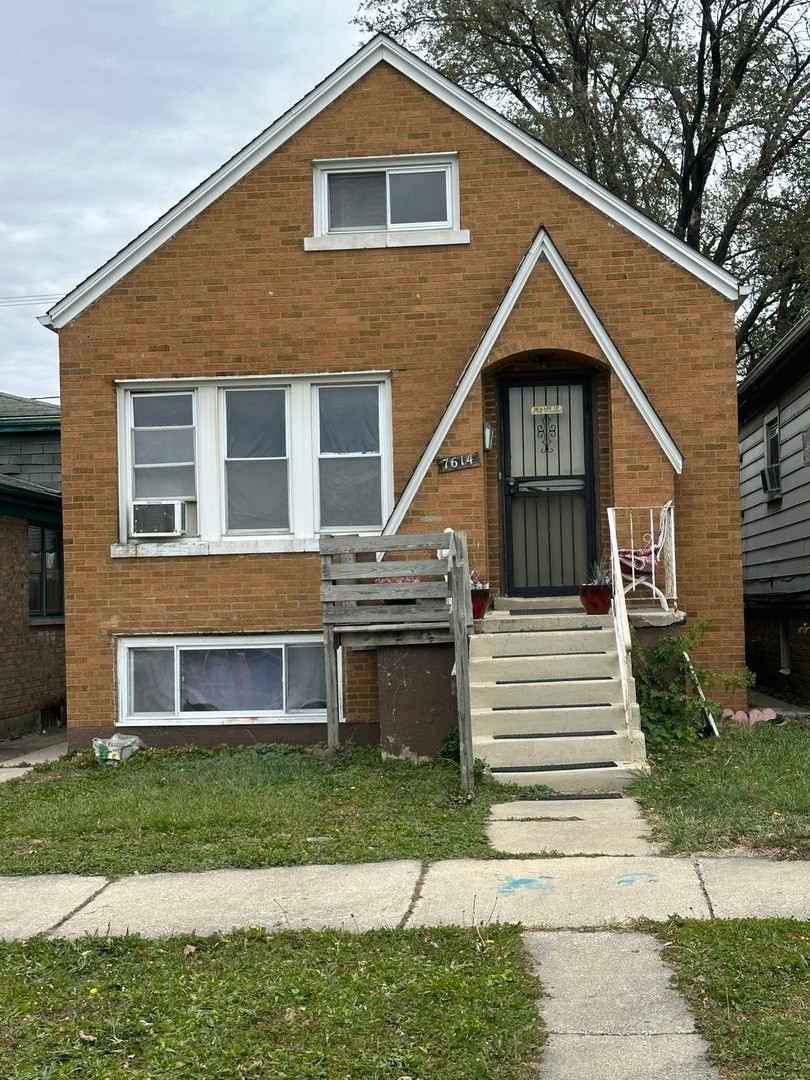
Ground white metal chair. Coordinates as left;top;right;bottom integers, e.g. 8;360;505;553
618;501;673;610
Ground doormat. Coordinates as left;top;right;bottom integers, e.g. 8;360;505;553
507;607;581;615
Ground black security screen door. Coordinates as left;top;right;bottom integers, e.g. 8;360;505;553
501;378;596;595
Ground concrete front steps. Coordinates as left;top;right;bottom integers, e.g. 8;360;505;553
470;598;648;793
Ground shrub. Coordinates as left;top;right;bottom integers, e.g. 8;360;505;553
633;623;720;756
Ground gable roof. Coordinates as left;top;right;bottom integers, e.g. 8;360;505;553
384;228;682;536
0;472;62;528
0;391;60;429
40;35;741;332
738;312;810;424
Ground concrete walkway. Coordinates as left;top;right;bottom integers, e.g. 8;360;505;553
0;730;68;783
524;931;720;1078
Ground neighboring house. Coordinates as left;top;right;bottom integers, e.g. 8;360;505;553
40;35;745;753
0;393;65;738
739;313;810;702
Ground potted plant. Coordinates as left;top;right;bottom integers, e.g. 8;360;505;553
580;558;613;615
470;569;491;620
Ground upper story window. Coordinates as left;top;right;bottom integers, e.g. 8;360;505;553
304;154;470;252
115;375;393;557
29;525;64;619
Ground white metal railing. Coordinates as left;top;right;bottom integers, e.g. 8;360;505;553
607;508;634;714
607;503;677;612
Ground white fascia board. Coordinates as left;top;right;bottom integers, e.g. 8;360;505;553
541;238;683;473
384;227;681;536
40;43;389;330
375;40;740;303
42;34;740;331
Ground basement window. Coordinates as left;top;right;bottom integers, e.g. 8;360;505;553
118;635;327;724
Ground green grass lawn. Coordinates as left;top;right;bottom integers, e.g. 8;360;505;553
629;722;810;858
0;744;532;876
650;918;810;1080
0;925;543;1080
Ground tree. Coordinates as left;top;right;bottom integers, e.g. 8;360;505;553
357;0;810;368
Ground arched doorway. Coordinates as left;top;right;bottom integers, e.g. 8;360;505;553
486;351;609;596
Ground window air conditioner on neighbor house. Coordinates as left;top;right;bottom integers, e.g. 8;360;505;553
132;500;187;537
760;465;782;496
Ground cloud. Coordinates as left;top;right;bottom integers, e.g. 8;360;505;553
1;0;363;399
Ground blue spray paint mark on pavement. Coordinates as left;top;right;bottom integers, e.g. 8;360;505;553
617;872;659;887
498;875;555;896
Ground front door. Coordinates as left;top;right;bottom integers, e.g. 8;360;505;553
502;377;595;595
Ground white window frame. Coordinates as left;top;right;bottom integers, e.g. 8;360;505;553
117;633;329;726
114;373;393;557
304;153;470;251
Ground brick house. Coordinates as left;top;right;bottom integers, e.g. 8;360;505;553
41;36;745;761
0;393;65;739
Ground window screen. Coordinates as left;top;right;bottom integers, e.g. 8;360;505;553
318;384;382;528
224;388;289;531
132;392;196;499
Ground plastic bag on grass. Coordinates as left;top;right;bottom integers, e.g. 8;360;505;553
92;734;147;765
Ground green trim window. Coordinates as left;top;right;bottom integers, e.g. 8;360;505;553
28;525;64;618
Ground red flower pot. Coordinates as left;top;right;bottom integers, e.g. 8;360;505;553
472;589;491;619
579;584;613;615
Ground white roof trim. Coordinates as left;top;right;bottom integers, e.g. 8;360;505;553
41;34;740;330
383;227;682;536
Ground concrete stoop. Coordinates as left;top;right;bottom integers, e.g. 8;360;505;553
470;603;648;793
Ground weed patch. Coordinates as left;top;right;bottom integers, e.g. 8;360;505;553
0;744;536;875
0;925;543;1079
630;723;810;857
648;918;810;1079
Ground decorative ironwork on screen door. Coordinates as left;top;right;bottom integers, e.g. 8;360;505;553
502;380;595;595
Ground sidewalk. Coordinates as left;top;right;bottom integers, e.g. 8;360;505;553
0;729;68;783
2;850;809;940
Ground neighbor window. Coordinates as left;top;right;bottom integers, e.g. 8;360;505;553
28;525;64;618
119;635;327;723
761;410;781;498
118;376;391;550
305;154;469;251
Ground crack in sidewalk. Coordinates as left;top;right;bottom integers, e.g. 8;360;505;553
693;858;716;918
41;879;112;939
398;860;428;928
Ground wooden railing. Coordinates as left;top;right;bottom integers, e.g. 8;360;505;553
320;531;475;792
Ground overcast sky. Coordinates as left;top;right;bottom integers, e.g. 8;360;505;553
0;1;365;402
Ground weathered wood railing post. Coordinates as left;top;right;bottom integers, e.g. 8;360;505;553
449;530;475;795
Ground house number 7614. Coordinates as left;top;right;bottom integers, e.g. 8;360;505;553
436;452;481;473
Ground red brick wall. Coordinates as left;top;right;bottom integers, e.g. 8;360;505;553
58;60;745;741
0;516;66;736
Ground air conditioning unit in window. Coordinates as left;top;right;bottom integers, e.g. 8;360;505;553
760;465;782;496
132;500;187;537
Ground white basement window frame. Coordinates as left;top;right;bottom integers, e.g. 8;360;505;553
113;373;393;557
117;634;329;725
304;153;470;251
